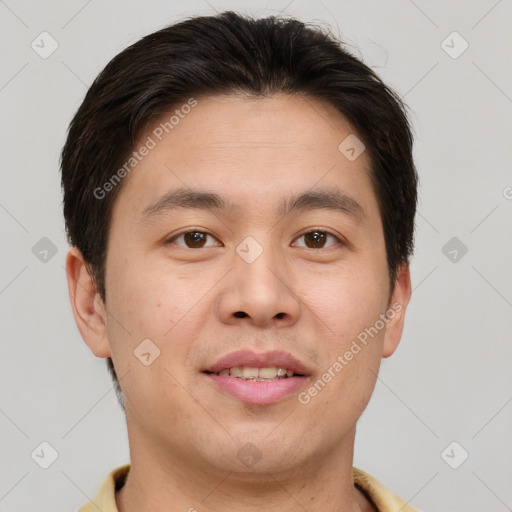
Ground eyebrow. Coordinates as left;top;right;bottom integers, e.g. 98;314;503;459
140;187;366;222
278;189;366;221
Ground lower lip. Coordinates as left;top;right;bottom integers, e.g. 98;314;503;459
205;374;307;405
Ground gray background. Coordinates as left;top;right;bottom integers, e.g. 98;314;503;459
1;1;511;511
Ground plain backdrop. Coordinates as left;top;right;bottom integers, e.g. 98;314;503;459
1;1;511;511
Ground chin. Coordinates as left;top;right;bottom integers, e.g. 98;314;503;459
205;429;314;476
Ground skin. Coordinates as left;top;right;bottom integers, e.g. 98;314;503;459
66;93;411;512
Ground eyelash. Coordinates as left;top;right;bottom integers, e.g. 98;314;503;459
166;229;344;249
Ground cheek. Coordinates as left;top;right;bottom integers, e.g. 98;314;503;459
299;263;388;341
106;258;193;333
103;262;204;422
296;262;388;409
104;259;218;381
299;278;386;426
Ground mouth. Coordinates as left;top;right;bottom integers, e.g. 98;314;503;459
203;350;310;405
206;366;301;381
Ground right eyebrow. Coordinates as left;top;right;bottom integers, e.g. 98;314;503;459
140;187;234;222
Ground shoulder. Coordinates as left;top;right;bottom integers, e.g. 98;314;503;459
353;467;423;512
76;464;130;512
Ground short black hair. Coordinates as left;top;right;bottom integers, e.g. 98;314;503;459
61;11;418;406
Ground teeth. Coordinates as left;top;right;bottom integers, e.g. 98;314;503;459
242;367;259;379
230;367;243;377
216;366;295;380
259;367;277;379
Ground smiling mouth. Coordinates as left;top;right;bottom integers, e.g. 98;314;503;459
205;366;305;381
203;351;310;404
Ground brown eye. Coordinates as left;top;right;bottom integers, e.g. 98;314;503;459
293;230;341;249
168;231;220;248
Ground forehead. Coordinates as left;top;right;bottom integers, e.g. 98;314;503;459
112;93;378;222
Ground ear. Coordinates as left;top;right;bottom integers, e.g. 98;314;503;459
382;262;412;358
65;247;111;358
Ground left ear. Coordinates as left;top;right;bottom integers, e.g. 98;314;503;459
382;262;412;358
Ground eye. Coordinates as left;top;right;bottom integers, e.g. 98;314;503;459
166;230;221;249
292;230;342;249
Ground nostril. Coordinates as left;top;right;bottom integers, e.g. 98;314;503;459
234;311;247;318
275;312;285;319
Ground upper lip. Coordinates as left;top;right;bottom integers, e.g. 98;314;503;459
205;350;310;376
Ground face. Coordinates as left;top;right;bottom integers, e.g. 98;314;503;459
69;93;410;476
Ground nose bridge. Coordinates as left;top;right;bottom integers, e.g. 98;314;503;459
237;233;284;294
218;233;301;327
237;236;282;293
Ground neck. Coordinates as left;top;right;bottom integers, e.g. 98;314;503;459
116;425;373;512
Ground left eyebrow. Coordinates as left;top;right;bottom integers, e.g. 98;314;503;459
278;189;366;222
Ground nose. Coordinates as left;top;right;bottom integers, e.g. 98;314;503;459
216;243;301;328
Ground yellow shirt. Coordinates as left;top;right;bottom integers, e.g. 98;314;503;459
77;464;420;512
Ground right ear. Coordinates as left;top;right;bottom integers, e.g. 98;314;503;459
65;247;111;358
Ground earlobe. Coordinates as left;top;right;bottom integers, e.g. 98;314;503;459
65;247;111;358
382;263;412;358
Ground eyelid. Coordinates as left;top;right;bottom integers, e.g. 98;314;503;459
165;229;222;247
291;228;345;248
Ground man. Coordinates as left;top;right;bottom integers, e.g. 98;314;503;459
62;10;419;512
